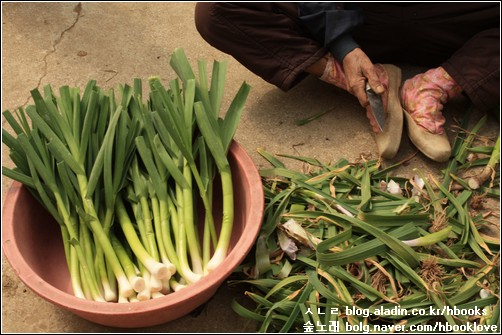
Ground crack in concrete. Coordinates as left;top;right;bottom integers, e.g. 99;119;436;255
21;3;83;107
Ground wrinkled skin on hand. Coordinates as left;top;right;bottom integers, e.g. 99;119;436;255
342;48;385;108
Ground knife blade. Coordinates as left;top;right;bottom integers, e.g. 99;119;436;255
365;82;385;132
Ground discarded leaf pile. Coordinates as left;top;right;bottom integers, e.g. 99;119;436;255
232;115;500;332
2;48;250;302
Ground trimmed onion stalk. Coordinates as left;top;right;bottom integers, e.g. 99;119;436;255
194;102;234;273
78;180;134;298
206;169;234;272
170;277;187;292
174;181;203;283
131;136;191;282
115;197;170;281
150;195;176;276
111;234;146;293
139;193;160;265
151;291;165;299
181;159;204;276
137;269;152;301
69;246;86;299
128;143;182;283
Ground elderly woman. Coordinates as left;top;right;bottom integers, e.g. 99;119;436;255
194;3;499;162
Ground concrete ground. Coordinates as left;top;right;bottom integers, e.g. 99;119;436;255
1;2;499;333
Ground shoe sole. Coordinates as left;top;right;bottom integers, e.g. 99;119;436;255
375;64;403;159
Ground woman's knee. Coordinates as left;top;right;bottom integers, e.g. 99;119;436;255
194;2;226;46
194;3;212;41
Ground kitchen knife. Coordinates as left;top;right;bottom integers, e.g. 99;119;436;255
365;82;385;132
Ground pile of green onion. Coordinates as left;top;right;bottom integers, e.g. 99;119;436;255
2;48;250;302
231;114;500;332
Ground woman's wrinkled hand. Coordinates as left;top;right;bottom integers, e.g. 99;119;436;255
342;48;384;107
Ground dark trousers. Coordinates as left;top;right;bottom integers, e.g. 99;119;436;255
195;2;499;113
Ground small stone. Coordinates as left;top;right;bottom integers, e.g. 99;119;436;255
77;50;88;57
